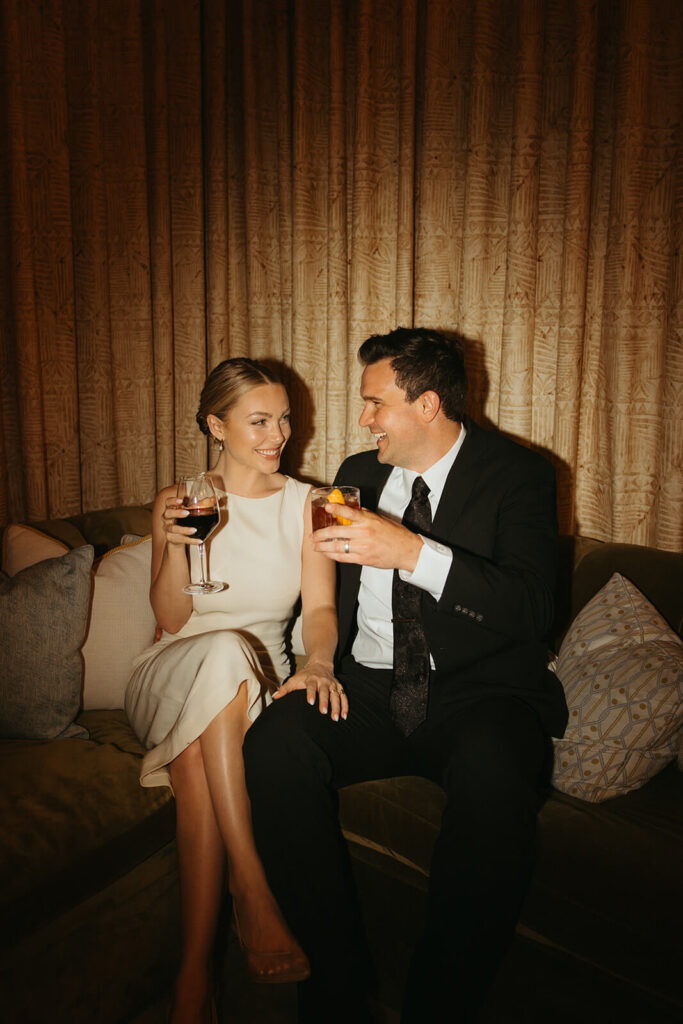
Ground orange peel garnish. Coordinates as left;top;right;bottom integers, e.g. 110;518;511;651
327;487;352;525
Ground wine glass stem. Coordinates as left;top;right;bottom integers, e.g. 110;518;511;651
197;542;208;586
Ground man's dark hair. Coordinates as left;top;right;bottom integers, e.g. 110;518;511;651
358;326;467;422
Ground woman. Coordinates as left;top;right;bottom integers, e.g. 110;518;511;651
125;358;344;1024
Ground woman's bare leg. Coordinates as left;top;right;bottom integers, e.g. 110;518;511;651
169;740;225;1024
169;681;307;1011
199;683;308;977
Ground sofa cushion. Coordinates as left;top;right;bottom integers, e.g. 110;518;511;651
570;540;683;638
339;776;444;891
552;573;683;802
0;841;180;1024
1;523;69;575
0;709;175;945
0;546;94;740
67;505;154;557
527;763;683;1013
82;537;156;710
5;518;88;552
338;765;683;1016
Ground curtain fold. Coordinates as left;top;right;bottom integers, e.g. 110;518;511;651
0;0;681;550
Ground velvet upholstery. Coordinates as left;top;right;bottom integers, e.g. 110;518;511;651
555;535;683;641
0;711;174;942
0;711;177;1022
10;503;156;558
339;763;683;1018
1;842;180;1023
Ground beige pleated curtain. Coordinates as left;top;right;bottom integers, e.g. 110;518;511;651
1;0;681;550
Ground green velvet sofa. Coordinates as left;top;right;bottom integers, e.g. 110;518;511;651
1;507;681;1023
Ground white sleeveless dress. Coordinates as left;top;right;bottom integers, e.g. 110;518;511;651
125;476;310;789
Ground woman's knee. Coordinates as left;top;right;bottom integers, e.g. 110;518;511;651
198;628;251;667
169;737;204;787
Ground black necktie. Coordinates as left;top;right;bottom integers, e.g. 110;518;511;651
390;476;432;735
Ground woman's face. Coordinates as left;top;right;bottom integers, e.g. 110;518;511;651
218;382;291;473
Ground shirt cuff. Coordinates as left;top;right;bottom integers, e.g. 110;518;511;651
398;536;453;601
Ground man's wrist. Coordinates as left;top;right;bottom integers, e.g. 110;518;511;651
400;536;453;601
400;532;424;574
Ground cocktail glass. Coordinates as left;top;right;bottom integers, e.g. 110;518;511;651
311;485;360;536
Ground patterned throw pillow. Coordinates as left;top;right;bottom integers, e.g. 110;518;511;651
552;573;683;802
0;546;94;739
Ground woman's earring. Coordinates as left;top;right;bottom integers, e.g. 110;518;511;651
213;435;224;452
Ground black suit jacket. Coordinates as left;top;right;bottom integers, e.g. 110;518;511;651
333;416;568;738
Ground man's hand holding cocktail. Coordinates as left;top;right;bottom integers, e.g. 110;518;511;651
312;501;423;574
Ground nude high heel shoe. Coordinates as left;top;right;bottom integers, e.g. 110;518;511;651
232;908;311;985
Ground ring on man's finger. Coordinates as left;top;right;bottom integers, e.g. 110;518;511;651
344;540;350;554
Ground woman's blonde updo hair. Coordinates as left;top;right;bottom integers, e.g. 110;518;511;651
196;358;280;440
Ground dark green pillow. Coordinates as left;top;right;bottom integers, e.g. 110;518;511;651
0;545;94;739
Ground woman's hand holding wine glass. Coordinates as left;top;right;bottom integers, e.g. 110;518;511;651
174;472;224;595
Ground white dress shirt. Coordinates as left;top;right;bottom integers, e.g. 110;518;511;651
351;425;467;670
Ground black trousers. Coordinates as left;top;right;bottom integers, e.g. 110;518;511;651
243;657;552;1023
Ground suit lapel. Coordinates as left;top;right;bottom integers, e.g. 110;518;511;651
338;460;391;654
364;462;393;511
432;417;488;538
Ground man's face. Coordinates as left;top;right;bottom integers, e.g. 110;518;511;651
359;359;426;470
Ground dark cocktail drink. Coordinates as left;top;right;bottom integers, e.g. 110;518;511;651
311;486;360;532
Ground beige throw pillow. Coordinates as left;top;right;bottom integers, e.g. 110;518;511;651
552;572;683;802
1;524;68;575
81;537;156;709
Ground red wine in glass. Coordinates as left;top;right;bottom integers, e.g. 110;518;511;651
177;473;224;595
182;506;220;541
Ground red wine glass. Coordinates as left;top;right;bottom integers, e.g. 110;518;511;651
177;473;224;595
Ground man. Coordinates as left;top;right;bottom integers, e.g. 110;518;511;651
244;327;568;1022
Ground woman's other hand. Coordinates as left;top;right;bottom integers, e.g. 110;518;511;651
274;662;348;722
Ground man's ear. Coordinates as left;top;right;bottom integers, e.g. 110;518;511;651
419;390;441;423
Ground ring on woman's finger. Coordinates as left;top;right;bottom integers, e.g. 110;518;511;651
344;540;350;554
